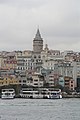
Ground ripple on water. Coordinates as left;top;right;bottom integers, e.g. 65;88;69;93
0;98;80;120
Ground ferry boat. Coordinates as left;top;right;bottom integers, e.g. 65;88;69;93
49;90;62;99
20;89;43;99
1;89;15;99
20;88;62;99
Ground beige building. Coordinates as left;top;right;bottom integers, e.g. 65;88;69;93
64;76;75;90
1;53;17;69
32;73;44;87
0;75;19;86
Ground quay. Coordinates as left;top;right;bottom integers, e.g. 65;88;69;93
62;93;80;98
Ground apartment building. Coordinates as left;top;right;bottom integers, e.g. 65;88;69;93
32;73;44;87
16;50;33;72
41;44;63;70
54;62;73;77
64;76;75;91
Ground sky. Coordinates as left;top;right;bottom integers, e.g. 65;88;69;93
0;0;80;52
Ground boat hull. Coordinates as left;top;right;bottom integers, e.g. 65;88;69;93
49;94;62;99
1;96;15;99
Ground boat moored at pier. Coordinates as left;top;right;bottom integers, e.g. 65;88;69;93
49;90;62;99
20;88;62;99
1;89;15;99
20;89;43;99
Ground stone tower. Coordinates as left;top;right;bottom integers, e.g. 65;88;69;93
33;28;43;53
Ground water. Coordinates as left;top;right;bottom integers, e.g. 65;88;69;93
0;98;80;120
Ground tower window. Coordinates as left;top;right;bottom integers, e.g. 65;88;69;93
38;55;41;58
34;55;36;58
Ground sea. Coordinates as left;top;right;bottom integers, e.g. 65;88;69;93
0;98;80;120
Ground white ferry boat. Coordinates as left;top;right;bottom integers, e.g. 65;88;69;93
1;89;15;99
49;90;62;99
20;88;62;99
20;89;43;99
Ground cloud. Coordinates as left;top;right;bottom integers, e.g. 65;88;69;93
0;0;80;51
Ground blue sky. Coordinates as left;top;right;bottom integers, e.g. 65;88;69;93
0;0;80;51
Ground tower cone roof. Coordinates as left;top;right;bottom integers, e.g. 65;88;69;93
34;28;42;40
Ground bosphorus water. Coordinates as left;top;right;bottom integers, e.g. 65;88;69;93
0;98;80;120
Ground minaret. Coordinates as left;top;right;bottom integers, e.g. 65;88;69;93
33;28;43;53
44;44;49;52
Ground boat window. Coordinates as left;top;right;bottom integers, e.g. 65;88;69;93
2;90;6;92
5;93;10;95
52;93;57;95
9;90;14;92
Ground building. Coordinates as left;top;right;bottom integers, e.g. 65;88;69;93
16;50;33;72
18;71;44;87
41;44;63;70
64;76;75;91
54;62;73;78
58;76;64;87
72;61;80;87
0;75;19;86
18;71;27;86
32;72;44;87
0;68;15;76
1;52;17;69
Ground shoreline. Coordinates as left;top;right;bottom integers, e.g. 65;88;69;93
62;94;80;98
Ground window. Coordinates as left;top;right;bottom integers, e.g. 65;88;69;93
34;79;38;82
23;80;26;83
65;83;69;85
43;56;45;58
34;55;36;58
71;81;73;83
38;55;41;58
34;83;38;85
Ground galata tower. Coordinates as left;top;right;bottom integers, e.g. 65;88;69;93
33;28;43;53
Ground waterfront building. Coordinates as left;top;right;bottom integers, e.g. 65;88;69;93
42;70;59;88
58;76;65;87
64;76;75;91
72;61;80;87
18;71;44;87
47;72;55;87
54;62;76;89
18;71;27;86
0;75;19;86
32;72;44;87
